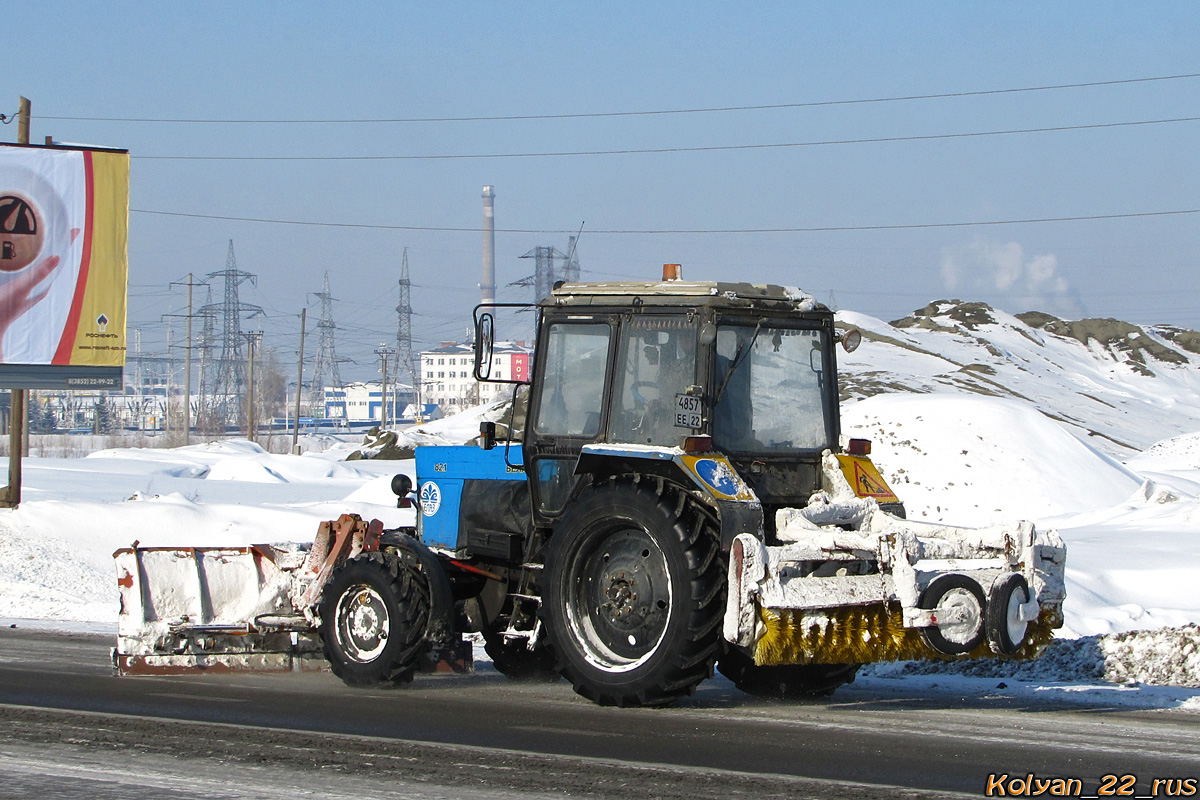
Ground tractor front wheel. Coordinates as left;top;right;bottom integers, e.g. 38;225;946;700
542;481;722;707
318;550;430;686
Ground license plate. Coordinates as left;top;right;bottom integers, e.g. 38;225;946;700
674;393;703;429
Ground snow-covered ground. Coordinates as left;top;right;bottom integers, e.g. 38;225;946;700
0;407;499;625
2;323;1200;710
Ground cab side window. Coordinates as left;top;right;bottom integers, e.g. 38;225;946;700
532;322;610;437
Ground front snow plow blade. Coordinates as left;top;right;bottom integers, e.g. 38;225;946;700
113;514;383;675
724;455;1067;667
113;543;323;675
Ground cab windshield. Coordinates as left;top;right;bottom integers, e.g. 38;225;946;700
712;324;832;453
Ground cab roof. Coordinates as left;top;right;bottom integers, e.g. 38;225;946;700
546;280;827;313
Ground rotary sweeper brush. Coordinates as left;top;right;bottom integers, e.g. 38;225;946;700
115;268;1067;707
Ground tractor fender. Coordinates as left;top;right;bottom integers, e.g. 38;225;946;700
574;444;764;551
379;530;456;648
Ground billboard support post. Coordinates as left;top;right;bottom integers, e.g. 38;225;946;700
4;389;21;508
2;96;32;508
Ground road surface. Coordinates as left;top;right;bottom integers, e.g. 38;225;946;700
0;627;1196;799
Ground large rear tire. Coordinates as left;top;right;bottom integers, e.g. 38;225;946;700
319;550;430;686
718;647;859;700
542;480;723;707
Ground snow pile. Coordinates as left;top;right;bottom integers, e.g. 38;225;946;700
842;394;1140;527
348;401;510;460
838;302;1200;458
1132;432;1200;468
0;439;417;623
1101;625;1200;686
843;397;1200;637
887;625;1200;688
0;522;116;622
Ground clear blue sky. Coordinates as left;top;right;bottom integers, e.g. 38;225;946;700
7;2;1198;381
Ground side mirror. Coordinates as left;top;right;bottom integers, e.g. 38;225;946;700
475;313;495;380
391;474;414;509
479;421;497;450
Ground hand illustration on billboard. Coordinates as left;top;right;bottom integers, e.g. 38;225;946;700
0;228;79;361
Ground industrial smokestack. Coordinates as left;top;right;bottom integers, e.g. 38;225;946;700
481;185;496;306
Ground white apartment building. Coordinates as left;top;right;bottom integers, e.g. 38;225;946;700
420;340;531;413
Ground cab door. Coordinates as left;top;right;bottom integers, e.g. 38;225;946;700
523;316;615;522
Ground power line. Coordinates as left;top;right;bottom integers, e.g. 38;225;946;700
36;72;1200;124
130;116;1200;161
130;207;1200;235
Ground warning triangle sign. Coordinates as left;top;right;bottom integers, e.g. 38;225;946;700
851;461;896;500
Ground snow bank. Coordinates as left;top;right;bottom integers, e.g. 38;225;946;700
842;397;1200;638
837;303;1200;458
889;625;1200;688
843;394;1141;526
0;438;417;624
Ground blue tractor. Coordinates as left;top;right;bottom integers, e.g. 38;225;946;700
117;271;1065;708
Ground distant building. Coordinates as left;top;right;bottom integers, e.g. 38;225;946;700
419;340;531;414
323;381;414;428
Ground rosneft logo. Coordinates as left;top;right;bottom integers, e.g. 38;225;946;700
0;193;44;271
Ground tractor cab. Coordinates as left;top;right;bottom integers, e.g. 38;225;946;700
474;275;859;539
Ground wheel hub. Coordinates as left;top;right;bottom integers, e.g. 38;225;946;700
601;571;648;625
933;587;983;646
568;526;672;668
337;585;390;663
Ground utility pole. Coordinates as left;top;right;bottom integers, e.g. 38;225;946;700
3;96;32;508
16;95;30;145
164;324;173;438
244;331;263;442
291;308;306;454
375;344;395;430
184;277;192;444
168;274;206;445
198;285;216;437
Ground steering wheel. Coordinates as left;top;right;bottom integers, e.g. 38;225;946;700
629;380;658;407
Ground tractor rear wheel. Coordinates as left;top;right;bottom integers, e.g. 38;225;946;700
318;550;430;686
718;647;859;700
542;480;722;707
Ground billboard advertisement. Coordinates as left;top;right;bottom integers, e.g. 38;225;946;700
0;142;129;389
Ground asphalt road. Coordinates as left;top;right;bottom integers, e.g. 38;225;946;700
0;627;1196;799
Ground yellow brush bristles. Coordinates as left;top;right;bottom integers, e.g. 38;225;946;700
753;604;1058;666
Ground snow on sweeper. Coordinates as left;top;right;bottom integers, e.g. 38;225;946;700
114;267;1066;707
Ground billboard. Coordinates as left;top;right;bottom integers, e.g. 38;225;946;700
0;142;129;389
